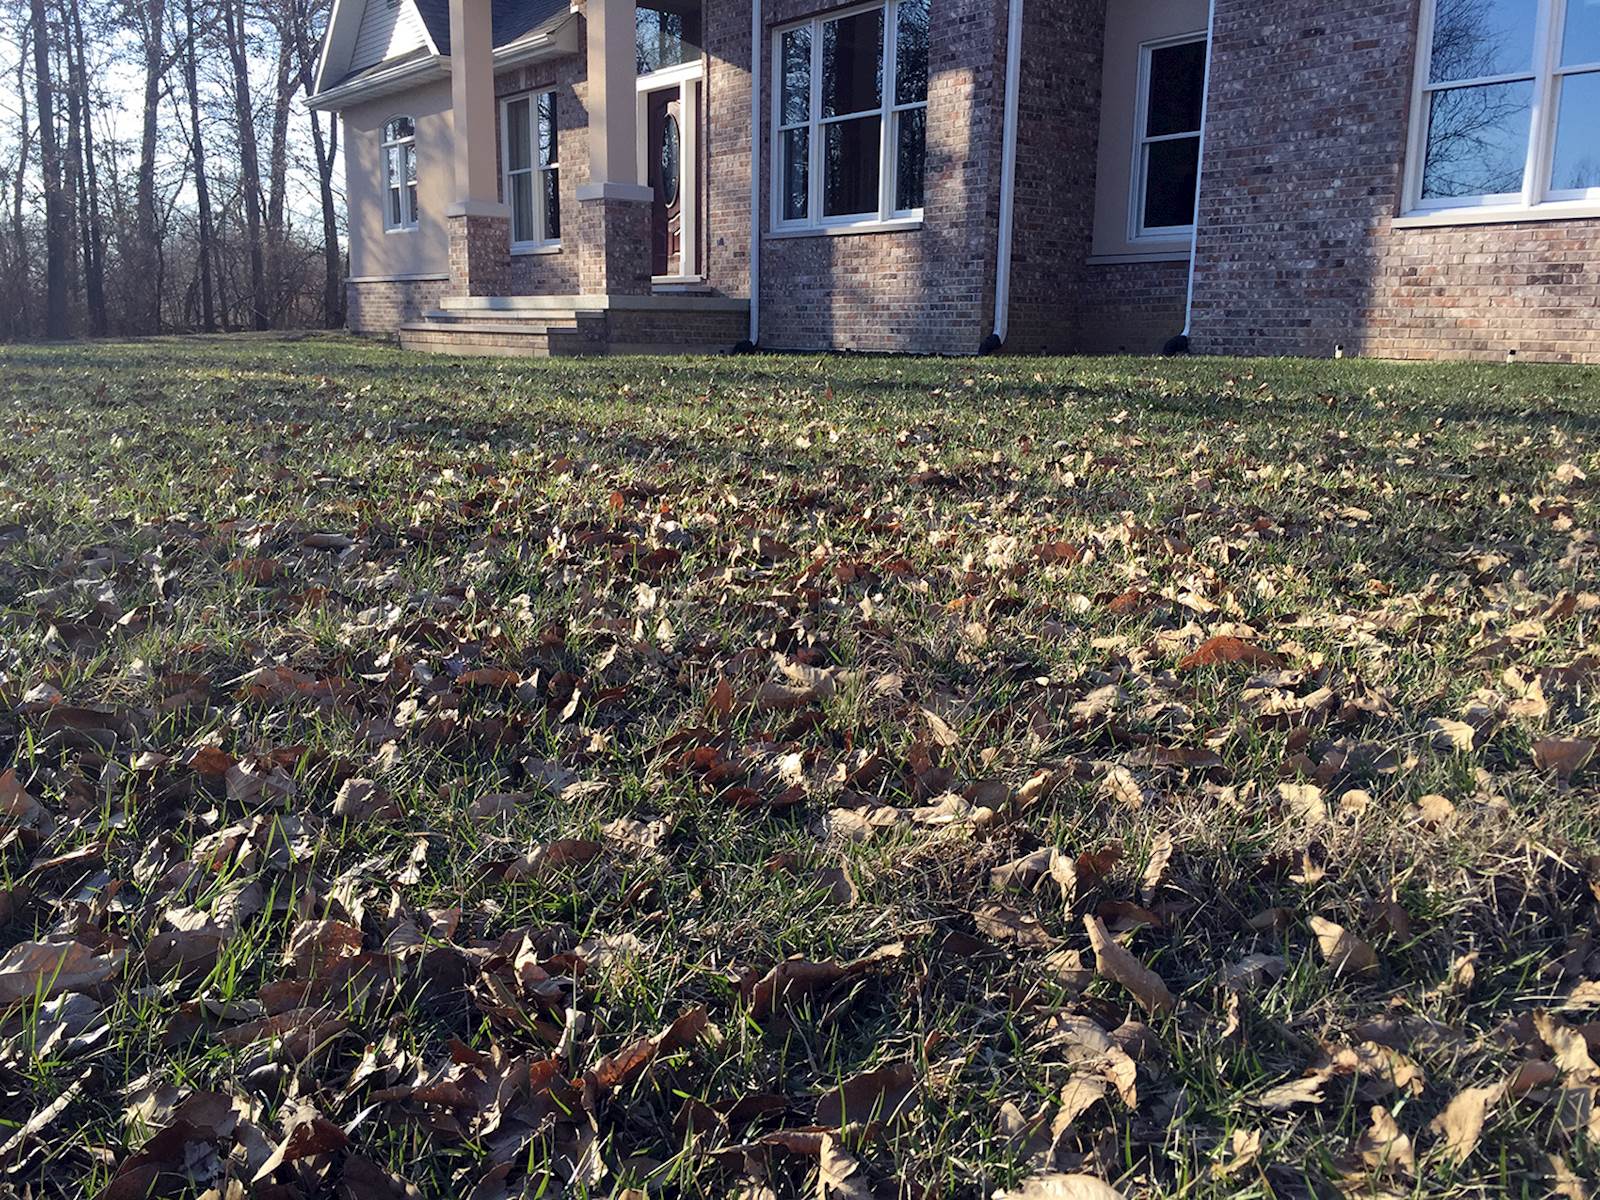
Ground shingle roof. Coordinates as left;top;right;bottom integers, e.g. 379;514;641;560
412;0;571;56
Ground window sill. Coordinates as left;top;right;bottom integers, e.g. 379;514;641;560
767;217;924;240
511;243;562;256
383;226;418;235
1392;203;1600;229
1087;248;1192;265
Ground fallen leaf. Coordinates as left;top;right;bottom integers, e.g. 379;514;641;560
1357;1104;1415;1177
815;1059;917;1131
1083;914;1175;1016
1425;718;1476;753
997;1174;1126;1200
1531;738;1594;780
0;939;125;1005
1309;915;1379;976
1430;1084;1501;1165
1178;636;1284;672
975;901;1056;949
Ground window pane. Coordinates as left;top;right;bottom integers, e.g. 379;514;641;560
507;99;531;172
781;128;810;221
637;1;702;74
1563;0;1600;66
544;169;561;239
511;172;534;242
385;116;414;142
781;26;812;125
895;0;929;105
895;107;925;210
388;187;401;228
1429;0;1537;83
822;9;883;117
1142;135;1200;229
1421;79;1532;197
407;182;418;225
538;92;558;166
405;143;417;184
1146;40;1207;137
823;114;881;216
386;145;401;188
1551;70;1600;189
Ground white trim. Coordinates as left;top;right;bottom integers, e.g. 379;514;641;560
637;58;703;90
767;217;923;238
492;16;580;70
575;181;655;202
308;52;449;110
1403;0;1600;218
637;66;703;277
769;0;929;235
750;0;762;345
992;0;1022;347
347;272;449;283
1181;0;1217;340
501;89;563;251
1130;32;1206;243
381;116;419;232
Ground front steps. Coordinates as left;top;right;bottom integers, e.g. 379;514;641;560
398;293;750;357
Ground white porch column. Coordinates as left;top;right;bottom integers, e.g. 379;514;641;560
578;0;649;200
445;0;509;294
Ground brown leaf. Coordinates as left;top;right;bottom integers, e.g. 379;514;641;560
282;920;363;978
815;1059;918;1131
1357;1105;1415;1177
502;838;604;882
1425;718;1476;753
817;1133;874;1199
1309;915;1379;976
1178;636;1284;672
1429;1084;1501;1165
1532;738;1595;780
1253;1068;1333;1110
975;901;1056;949
998;1174;1126;1200
1139;833;1174;904
0;939;125;1005
252;1106;349;1182
1083;914;1175;1016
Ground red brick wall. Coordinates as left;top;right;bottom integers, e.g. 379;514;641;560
1074;259;1190;355
494;54;588;297
752;0;1006;353
1191;0;1600;364
347;276;447;333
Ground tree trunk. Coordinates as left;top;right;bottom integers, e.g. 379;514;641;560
31;0;69;338
68;0;105;335
265;24;292;324
291;0;341;327
224;0;267;330
11;16;34;337
132;0;165;333
181;0;215;331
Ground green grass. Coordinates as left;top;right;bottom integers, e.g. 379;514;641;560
0;333;1597;1198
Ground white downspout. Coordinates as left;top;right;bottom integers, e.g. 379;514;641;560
1181;0;1219;340
990;0;1023;350
748;0;763;347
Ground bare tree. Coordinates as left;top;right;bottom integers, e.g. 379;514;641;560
222;0;266;329
31;0;68;337
180;0;214;329
67;0;106;334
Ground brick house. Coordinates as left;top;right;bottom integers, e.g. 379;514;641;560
310;0;1600;362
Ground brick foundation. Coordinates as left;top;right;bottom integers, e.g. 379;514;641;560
577;196;654;296
347;276;448;334
448;214;512;296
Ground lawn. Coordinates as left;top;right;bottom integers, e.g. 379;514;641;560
0;335;1597;1200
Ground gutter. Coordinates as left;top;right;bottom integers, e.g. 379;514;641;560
1179;0;1219;345
307;53;450;111
746;0;762;349
985;0;1024;353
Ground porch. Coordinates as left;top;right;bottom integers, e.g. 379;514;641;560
397;291;749;356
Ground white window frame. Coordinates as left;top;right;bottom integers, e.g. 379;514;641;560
1402;0;1600;224
500;89;562;253
1129;32;1207;243
770;0;928;235
381;117;418;233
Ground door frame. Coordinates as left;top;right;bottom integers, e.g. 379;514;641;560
637;59;703;282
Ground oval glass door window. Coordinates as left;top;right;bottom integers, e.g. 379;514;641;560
661;114;681;206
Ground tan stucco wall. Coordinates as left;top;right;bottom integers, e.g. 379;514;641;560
343;78;456;281
1091;0;1209;259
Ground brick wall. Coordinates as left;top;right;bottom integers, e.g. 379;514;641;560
751;0;1007;354
1191;0;1600;364
1005;0;1105;354
495;54;588;297
347;276;447;333
1074;259;1190;354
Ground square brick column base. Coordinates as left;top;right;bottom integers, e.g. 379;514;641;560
577;197;653;296
448;214;511;296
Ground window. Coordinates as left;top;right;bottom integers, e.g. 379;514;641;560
502;91;561;249
381;117;418;232
1132;35;1206;239
1408;0;1600;215
638;0;703;75
773;0;929;230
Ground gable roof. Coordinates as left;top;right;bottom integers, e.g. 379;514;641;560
313;0;574;102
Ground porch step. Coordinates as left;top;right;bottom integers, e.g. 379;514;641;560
398;306;587;357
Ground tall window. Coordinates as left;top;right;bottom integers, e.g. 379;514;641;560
502;91;561;249
1133;36;1206;238
382;117;418;232
1409;0;1600;214
773;0;929;230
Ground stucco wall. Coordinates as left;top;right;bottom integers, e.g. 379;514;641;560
343;78;455;282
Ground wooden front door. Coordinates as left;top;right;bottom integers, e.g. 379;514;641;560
647;89;684;277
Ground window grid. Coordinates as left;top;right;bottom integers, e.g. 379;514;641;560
1408;0;1600;214
501;91;561;250
1132;35;1206;240
381;117;417;232
772;0;929;232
